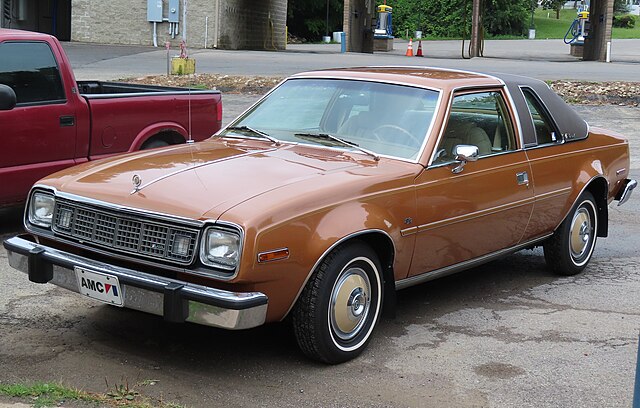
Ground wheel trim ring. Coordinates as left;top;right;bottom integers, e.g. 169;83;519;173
327;257;382;353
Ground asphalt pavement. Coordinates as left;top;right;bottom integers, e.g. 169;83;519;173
62;38;640;82
0;39;639;408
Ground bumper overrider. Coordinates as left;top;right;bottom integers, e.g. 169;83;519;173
3;235;268;330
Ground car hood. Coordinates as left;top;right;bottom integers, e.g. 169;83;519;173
40;138;390;220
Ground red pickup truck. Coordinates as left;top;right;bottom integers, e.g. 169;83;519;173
0;29;222;207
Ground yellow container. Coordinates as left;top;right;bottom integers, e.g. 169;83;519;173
171;57;196;75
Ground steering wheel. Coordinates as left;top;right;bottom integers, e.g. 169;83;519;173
372;124;422;146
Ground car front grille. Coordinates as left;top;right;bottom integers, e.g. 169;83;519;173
52;199;199;265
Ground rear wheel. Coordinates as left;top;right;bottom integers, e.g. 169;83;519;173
544;191;598;276
292;241;383;364
141;139;170;150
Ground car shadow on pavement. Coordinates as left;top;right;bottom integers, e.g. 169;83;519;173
74;249;557;369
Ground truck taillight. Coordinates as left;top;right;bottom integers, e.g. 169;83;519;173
216;100;222;122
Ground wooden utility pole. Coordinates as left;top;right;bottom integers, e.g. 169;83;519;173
469;0;482;57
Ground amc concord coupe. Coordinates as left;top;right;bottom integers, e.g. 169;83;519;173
4;67;635;364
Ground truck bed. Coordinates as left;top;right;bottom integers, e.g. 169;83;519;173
77;81;218;97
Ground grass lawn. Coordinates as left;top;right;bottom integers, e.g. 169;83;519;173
533;7;640;39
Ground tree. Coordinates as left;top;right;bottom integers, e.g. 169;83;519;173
287;0;343;41
541;0;564;19
385;0;530;38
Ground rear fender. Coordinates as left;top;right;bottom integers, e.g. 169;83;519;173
128;122;187;151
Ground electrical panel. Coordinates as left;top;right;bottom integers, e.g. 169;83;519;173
147;0;163;22
168;0;179;23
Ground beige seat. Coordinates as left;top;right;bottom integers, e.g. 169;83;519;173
440;121;492;159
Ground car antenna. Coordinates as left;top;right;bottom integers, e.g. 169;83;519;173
187;87;193;144
182;40;193;144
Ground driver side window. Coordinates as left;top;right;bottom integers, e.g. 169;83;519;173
433;91;516;164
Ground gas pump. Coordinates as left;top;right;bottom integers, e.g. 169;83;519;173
374;4;393;39
564;5;590;44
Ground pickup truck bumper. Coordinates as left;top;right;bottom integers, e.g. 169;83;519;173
3;235;268;330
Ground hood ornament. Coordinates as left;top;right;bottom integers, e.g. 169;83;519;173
131;174;142;193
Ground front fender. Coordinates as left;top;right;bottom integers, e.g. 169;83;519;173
228;198;416;323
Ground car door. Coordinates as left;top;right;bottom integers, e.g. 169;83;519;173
517;86;577;240
0;40;77;205
407;89;534;276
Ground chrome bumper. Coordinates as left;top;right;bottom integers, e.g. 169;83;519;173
616;178;637;206
3;235;268;330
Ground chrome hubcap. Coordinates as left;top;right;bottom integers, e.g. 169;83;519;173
570;208;591;259
330;268;371;341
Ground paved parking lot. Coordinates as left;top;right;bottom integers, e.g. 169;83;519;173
62;38;640;81
0;98;638;407
2;38;639;407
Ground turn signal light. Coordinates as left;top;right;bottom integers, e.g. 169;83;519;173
258;248;290;263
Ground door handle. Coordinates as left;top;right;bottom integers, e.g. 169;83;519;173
516;171;529;187
60;115;75;127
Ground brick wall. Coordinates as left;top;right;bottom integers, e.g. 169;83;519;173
71;0;285;50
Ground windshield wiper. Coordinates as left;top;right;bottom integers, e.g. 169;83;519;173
224;126;281;145
294;132;380;162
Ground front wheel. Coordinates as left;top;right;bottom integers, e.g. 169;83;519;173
292;241;383;364
543;191;598;276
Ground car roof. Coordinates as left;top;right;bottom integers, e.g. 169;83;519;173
0;28;52;40
291;66;504;92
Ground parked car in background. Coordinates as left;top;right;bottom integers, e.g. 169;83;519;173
4;67;636;364
0;29;222;207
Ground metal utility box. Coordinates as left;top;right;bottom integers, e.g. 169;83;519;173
168;0;180;23
147;0;163;22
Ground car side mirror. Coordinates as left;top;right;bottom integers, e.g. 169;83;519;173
0;84;17;111
451;144;479;174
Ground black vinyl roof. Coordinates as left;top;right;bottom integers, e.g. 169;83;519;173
492;72;589;147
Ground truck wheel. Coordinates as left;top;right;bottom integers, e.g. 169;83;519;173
543;191;598;276
292;241;383;364
141;139;170;150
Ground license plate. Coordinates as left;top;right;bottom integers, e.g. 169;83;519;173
75;267;123;306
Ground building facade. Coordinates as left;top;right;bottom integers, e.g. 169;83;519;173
1;0;287;50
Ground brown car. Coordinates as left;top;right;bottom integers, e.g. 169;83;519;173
4;67;636;364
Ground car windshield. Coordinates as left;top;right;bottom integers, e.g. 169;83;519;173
222;78;440;161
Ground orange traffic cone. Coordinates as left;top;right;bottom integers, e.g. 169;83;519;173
405;38;414;57
416;39;423;57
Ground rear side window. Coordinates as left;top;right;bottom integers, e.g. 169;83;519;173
0;41;65;105
521;88;558;145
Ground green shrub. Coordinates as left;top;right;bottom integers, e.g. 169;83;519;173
384;0;530;38
613;15;636;29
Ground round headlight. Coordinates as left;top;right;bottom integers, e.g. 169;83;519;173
200;228;242;270
28;191;55;228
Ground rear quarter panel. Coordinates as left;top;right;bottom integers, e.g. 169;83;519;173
523;128;629;240
85;93;221;157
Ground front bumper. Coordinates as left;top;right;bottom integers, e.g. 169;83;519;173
3;235;268;330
